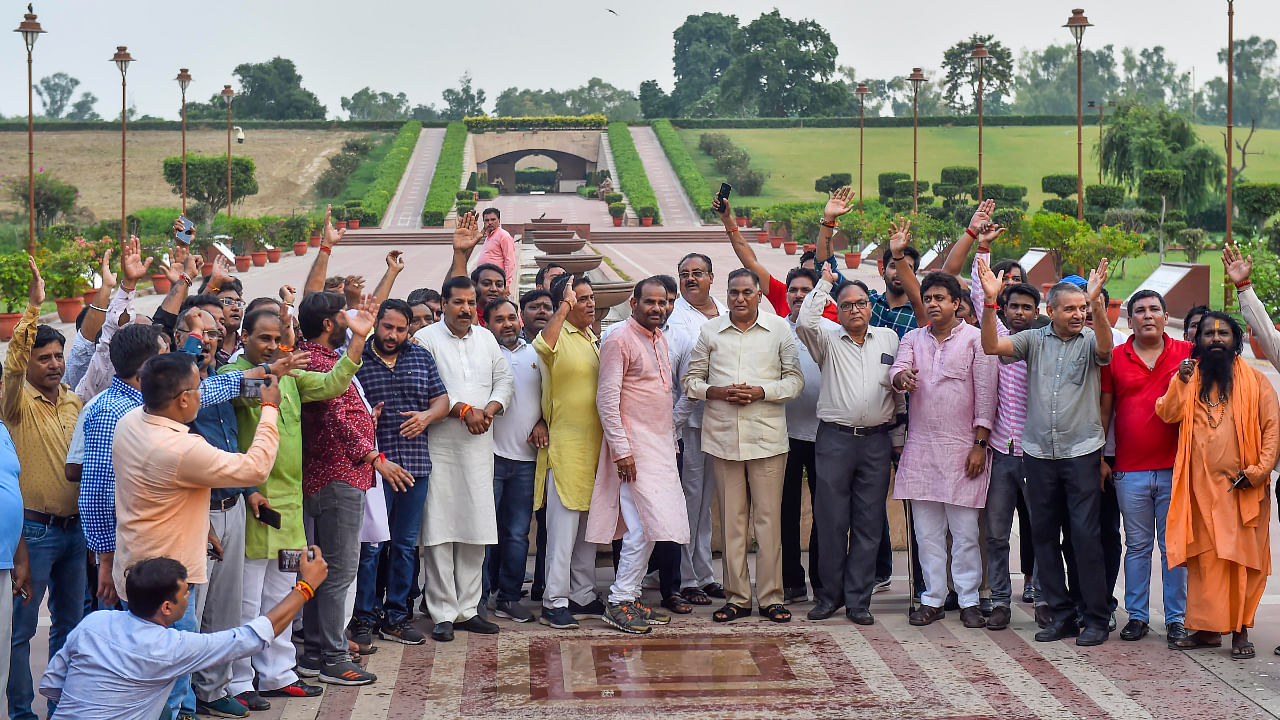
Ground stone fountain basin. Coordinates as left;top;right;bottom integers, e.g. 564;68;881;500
592;280;635;309
536;254;602;274
533;238;586;254
528;229;576;239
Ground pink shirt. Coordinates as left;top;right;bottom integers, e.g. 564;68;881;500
971;252;1028;455
476;227;518;291
891;321;999;508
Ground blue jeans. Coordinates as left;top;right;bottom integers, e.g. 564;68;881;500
354;475;428;626
483;457;535;602
8;519;86;720
1114;469;1187;624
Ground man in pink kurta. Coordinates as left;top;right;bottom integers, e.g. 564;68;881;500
476;208;518;292
891;273;998;629
587;279;690;633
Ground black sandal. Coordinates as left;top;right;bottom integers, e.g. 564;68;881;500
712;603;750;623
680;586;711;606
662;594;693;614
760;603;792;623
1233;642;1256;660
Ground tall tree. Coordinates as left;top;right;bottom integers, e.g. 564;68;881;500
161;155;259;229
638;80;672;119
493;87;568;117
1120;46;1192;111
35;73;79;119
1012;44;1119;115
940;34;1014;115
670;12;739;116
441;72;487;119
410;104;444;121
837;67;886;117
885;75;946;118
564;78;641;121
1099;101;1224;212
341;87;410;120
228;57;326;120
717;9;844;117
65;92;99;121
1199;36;1280;128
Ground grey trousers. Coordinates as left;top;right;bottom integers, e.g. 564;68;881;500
680;425;717;589
303;480;365;665
193;496;247;703
985;450;1025;607
0;568;11;689
813;422;892;612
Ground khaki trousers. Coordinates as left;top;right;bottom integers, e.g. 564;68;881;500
713;453;787;608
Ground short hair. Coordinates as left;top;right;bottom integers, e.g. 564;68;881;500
534;264;566;288
241;308;280;335
442;275;476;302
406;288;440;307
1126;289;1166;316
799;249;817;267
1099;286;1110;306
1045;281;1087;309
470;263;506;286
1002;282;1041;308
1184;304;1210;328
245;297;280;315
181;293;222;314
549;274;591;305
33;324;65;351
139;352;197;409
199;275;242;296
323;275;345;291
1195;310;1244;353
991;259;1025;280
377;299;412;325
678;252;713;273
919;271;964;301
655;274;678;296
110;324;164;379
483;297;518;324
298;291;347;340
124;557;187;619
784;267;820;289
727;267;759;287
881;244;921;271
482;207;500;219
834;279;871;303
519;289;553;312
632;275;669;300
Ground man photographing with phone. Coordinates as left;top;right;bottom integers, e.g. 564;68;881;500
39;547;328;720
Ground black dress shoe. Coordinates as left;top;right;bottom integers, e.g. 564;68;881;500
807;601;840;621
1119;619;1149;641
847;609;874;626
1034;619;1080;642
1166;621;1189;647
784;585;809;603
1077;626;1109;646
431;621;454;642
1034;605;1054;628
457;615;500;634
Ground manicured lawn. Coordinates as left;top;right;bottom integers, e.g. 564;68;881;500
1103;249;1228;311
316;132;394;206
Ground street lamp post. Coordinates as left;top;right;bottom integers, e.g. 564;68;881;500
969;43;991;203
855;81;870;217
1088;100;1106;185
1226;0;1235;250
221;84;235;219
907;68;926;213
112;46;133;244
1065;9;1093;220
15;7;45;255
176;68;192;215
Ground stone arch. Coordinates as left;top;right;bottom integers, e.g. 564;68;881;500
471;130;602;193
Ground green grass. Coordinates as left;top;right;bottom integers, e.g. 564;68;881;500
314;132;393;206
608;123;660;223
361;122;422;224
422;122;467;226
676;124;1280;212
1104;249;1228;311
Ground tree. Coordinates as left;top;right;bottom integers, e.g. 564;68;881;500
564;78;640;121
940;34;1014;115
885;75;945;117
493;87;567;117
1120;46;1193;111
441;72;487;120
340;87;409;120
161;155;259;230
1012;44;1119;115
65;92;99;121
671;12;739;116
1099;101;1224;213
409;104;443;122
1139;169;1183;259
717;9;844;117
188;58;325;121
35;73;80;119
638;80;672;119
4;170;77;233
1199;36;1280;128
1234;183;1280;235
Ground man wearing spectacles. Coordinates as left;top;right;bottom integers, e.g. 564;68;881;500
199;261;245;366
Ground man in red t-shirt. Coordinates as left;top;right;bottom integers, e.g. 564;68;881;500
1099;289;1190;646
716;205;838;322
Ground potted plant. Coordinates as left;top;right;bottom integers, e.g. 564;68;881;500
42;243;94;323
283;215;309;256
637;206;656;227
803;243;816;253
308;216;322;247
608;202;627;227
769;235;783;249
228;217;262;272
345;201;363;229
0;252;32;340
783;240;798;255
733;206;749;227
332;207;347;231
844;248;862;269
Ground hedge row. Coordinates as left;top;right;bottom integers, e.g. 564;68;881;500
0;119;441;132
669;114;1098;130
463;114;607;132
606;123;660;224
421;122;467;227
360;121;421;225
651;120;715;216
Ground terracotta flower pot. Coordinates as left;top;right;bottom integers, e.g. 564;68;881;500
1106;298;1122;326
756;231;768;244
150;274;172;295
0;312;20;341
1249;325;1280;361
640;217;653;227
736;216;749;227
769;236;783;249
250;251;268;267
335;221;348;230
783;241;798;255
54;298;82;324
82;289;98;306
266;248;282;263
803;243;816;253
293;242;308;256
235;255;252;273
309;234;322;248
612;217;623;227
348;218;361;229
844;252;862;269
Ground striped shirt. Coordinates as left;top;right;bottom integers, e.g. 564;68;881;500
971;253;1028;456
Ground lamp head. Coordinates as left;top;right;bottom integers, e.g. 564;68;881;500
111;46;133;76
969;43;990;70
220;84;235;108
1064;9;1092;46
854;82;870;96
906;68;926;90
176;68;192;94
14;6;44;53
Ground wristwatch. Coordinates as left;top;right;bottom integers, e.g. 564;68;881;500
974;439;989;449
258;362;271;375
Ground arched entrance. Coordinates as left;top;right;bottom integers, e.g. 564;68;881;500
471;130;603;194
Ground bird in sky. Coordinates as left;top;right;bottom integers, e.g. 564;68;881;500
606;8;619;15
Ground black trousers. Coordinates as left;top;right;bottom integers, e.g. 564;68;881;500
1061;469;1122;614
781;438;821;591
1023;449;1110;630
813;423;892;611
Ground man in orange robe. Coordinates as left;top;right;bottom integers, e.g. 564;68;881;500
1156;311;1279;660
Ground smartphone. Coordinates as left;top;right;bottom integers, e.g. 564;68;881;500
256;505;282;529
240;376;270;398
277;548;314;573
176;216;194;245
713;182;733;213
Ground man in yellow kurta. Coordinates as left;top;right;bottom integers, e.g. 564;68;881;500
533;275;604;630
1156;311;1279;660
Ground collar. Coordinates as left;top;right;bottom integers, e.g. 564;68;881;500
717;313;768;334
501;336;529;353
141;408;193;433
107;376;144;401
564;322;598;343
24;378;69;406
926;320;968;342
626;316;661;338
839;324;878;344
298;339;339;359
1120;333;1173;362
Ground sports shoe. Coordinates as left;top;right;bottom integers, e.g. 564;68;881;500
602;602;652;634
539;606;580;629
296;655;321;678
632;599;670;626
377;619;426;645
346;618;377;655
1021;583;1036;604
260;679;323;698
568;595;606;620
493;599;535;623
234;691;270;711
872;577;891;594
320;660;377;686
196;696;248;718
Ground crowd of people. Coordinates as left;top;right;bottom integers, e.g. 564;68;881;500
0;189;1275;719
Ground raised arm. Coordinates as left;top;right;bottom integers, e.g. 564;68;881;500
537;277;578;350
714;196;773;288
1225;243;1280;372
445;211;482;286
941;199;998;277
815;186;857;268
371;251;404;306
78;248;116;346
976;257;1016;357
888;217;928;327
795;267;837;365
177;404;281;488
1087;258;1113;364
2;257;43;422
303;205;343;299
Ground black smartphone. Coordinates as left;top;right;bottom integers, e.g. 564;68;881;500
256;506;282;529
277;548;314;573
176;216;194;245
240;376;270;398
713;182;732;213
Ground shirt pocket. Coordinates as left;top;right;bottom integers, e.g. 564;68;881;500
1067;355;1088;385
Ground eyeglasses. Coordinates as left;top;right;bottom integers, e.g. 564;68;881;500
839;300;871;312
678;270;708;280
168;385;201;402
219;298;245;308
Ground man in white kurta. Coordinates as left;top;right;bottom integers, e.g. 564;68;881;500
413;278;513;641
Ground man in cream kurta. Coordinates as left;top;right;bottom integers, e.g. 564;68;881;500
413;279;513;641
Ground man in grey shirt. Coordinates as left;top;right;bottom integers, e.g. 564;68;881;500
978;257;1114;647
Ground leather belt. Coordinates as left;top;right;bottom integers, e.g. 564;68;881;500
24;509;79;529
211;495;241;512
825;420;897;437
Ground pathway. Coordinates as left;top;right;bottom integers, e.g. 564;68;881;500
628;125;703;228
380;128;446;229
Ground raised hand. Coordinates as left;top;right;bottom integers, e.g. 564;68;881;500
1178;357;1196;384
343;275;365;308
821;264;838;286
968;198;996;233
268;350;311;378
561;276;580;309
1223;243;1253;286
1086;257;1110;303
208;254;233;290
120;235;153;286
279;285;297;306
385;250;405;273
322;204;345;249
713;194;733;226
161;244;190;284
975;257;1004;304
888;217;912;257
347;294;377;337
26;255;44;307
452;211;482;252
823;186;856;221
258;374;282;407
98;248;116;291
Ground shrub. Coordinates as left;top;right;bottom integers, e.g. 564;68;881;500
1041;174;1078;199
698;133;735;157
0;252;32;312
515;168;558;187
1065;225;1144;275
668;115;1096;130
1085;184;1125;210
4;170;78;235
575;185;595;199
939;167;979;188
342;137;374;156
327;152;361;177
464;114;607;131
1042;198;1077;215
814;173;852;194
466;172;477;191
359;121;421;225
981;184;1028;203
456;200;476;216
878;172;911;198
608;202;627;218
226;217;263;256
607;122;661;224
893;179;929;198
476;186;498;199
420;122;466;226
727;166;768;196
126;207;183;238
637;206;656;219
604;192;624;205
456;190;474;201
1235;183;1280;234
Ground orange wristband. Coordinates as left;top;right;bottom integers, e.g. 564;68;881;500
261;402;280;410
294;581;314;601
319;246;332;256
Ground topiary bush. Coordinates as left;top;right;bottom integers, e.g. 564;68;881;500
604;192;624;204
814;172;852;194
878;172;911;199
1042;198;1077;215
1085;184;1125;210
476;186;498;199
420;122;466;226
893;179;929;198
939;167;978;188
608;122;661;224
608;202;627;218
1041;174;1078;199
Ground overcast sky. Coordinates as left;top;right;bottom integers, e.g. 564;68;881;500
2;0;1274;120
